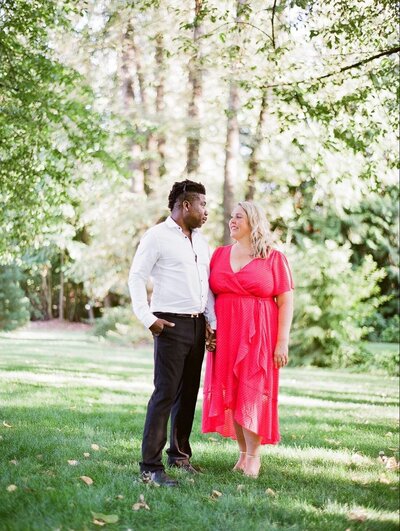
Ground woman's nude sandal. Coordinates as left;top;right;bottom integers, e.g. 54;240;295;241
244;454;261;478
232;451;246;472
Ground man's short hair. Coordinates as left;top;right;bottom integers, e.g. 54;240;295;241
168;179;206;211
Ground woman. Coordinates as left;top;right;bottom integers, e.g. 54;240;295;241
202;201;294;478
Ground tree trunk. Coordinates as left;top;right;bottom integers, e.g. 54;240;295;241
131;27;147;113
59;250;64;321
246;90;268;200
41;265;52;320
121;28;135;107
186;0;203;176
155;32;166;178
121;25;145;194
104;294;111;308
222;84;240;244
88;303;95;323
131;24;159;193
144;133;159;195
222;0;246;244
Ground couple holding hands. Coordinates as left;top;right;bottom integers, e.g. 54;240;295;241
128;179;294;487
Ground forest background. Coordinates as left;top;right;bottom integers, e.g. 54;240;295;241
0;0;398;372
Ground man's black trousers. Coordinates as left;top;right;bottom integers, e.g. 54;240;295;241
140;313;206;473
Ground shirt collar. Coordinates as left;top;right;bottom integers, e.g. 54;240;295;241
166;216;198;233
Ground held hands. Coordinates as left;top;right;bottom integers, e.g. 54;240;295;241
205;323;216;352
273;340;289;369
149;318;175;337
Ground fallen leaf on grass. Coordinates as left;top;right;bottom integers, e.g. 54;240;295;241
36;454;43;460
348;509;368;522
83;452;90;458
116;495;124;499
80;476;93;485
265;488;276;497
379;475;390;484
7;485;17;492
385;432;393;437
210;490;222;499
385;457;399;470
9;459;18;465
3;421;12;428
236;484;244;492
377;454;399;470
132;494;150;511
68;460;78;466
91;512;119;525
91;444;100;451
208;437;218;442
351;453;364;464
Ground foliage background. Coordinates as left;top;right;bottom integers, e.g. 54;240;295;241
0;0;398;370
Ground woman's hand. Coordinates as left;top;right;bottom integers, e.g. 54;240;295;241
273;340;289;368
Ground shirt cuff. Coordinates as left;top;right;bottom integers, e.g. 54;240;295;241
143;314;158;329
207;318;217;330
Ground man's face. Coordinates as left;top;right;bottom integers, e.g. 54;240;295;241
185;194;208;229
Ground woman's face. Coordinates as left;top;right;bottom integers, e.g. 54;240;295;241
229;205;251;241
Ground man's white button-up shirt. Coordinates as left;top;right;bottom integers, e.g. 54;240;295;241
128;216;216;330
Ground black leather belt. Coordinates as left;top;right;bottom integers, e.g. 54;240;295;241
154;312;204;319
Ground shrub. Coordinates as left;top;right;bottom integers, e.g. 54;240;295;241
359;342;400;376
288;239;385;368
365;312;399;343
92;306;150;344
0;266;30;331
380;314;399;343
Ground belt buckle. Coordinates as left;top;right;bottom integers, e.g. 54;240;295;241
190;313;198;318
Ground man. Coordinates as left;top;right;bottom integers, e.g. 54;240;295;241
128;179;216;487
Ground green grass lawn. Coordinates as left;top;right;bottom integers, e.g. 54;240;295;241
0;326;399;531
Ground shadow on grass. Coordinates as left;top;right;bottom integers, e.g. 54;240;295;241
1;402;398;531
281;390;398;407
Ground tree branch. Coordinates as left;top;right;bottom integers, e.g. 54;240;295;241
271;0;277;49
202;20;274;45
263;46;400;89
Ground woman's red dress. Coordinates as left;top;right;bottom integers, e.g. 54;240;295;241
202;245;294;444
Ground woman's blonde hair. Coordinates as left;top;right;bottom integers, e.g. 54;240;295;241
237;201;273;258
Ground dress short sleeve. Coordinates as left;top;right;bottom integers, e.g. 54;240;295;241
272;250;294;296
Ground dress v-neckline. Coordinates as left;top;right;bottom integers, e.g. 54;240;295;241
228;245;256;274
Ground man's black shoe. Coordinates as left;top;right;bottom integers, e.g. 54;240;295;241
141;470;179;487
169;462;200;474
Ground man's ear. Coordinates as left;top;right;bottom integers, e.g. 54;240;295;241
182;200;190;211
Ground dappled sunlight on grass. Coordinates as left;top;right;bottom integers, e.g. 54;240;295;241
0;370;154;391
1;328;399;530
279;393;398;410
